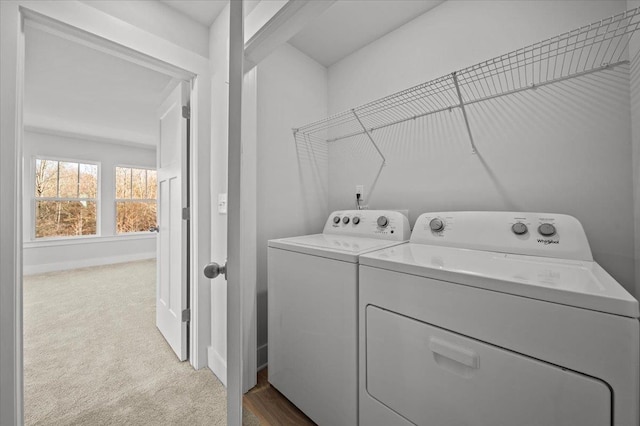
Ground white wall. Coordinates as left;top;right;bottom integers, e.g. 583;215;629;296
207;2;330;377
22;129;156;274
326;0;637;295
255;43;329;368
328;1;627;111
208;4;230;383
81;0;209;58
629;0;640;296
207;3;260;386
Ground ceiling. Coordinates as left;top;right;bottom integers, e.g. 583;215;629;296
289;0;445;67
160;0;261;27
160;0;229;27
24;25;174;147
161;0;445;67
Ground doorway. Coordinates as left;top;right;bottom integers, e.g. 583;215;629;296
19;16;229;425
2;2;262;424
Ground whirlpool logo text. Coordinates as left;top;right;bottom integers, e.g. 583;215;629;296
537;239;559;245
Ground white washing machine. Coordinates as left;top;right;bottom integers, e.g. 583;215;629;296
268;210;410;426
358;211;639;426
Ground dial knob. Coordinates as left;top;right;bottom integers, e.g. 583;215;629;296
352;217;360;225
333;216;341;224
342;216;350;224
511;222;528;235
377;216;389;228
538;223;556;237
429;218;445;232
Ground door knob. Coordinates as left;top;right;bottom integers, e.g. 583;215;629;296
204;262;227;280
149;226;159;233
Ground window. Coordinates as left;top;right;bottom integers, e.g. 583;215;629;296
34;158;98;238
115;167;157;233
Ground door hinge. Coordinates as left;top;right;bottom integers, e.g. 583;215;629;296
182;207;190;220
182;105;191;119
181;308;190;322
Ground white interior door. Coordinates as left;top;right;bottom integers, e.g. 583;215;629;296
156;81;189;361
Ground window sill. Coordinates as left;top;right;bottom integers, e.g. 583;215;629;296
23;233;155;248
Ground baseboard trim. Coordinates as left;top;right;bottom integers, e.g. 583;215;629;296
257;343;268;371
23;252;155;275
208;346;227;387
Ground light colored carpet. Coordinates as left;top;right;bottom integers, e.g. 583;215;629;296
23;259;260;425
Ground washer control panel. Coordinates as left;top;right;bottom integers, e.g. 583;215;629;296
411;211;593;261
324;210;410;241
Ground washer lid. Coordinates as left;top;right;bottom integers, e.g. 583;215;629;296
268;234;407;263
360;244;639;318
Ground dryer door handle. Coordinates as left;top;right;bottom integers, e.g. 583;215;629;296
429;337;479;369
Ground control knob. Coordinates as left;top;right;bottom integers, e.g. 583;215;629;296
538;223;556;237
352;217;360;225
511;222;528;235
342;216;350;224
429;218;445;232
333;216;340;224
377;216;389;228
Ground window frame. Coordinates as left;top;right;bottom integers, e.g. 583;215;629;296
31;155;101;241
114;164;158;235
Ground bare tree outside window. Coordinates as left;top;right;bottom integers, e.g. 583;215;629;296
115;166;157;233
34;159;98;238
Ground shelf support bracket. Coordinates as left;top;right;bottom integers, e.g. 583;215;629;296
352;109;386;166
452;72;478;154
352;109;386;207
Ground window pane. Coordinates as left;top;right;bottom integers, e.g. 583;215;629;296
147;170;157;199
79;164;98;198
116;201;157;233
115;167;131;199
131;168;147;199
35;201;97;238
58;162;79;198
35;159;58;198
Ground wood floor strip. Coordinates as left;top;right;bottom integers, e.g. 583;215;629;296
243;368;316;426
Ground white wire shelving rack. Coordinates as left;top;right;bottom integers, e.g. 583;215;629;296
293;7;640;156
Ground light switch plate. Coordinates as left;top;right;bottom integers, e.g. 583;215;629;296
218;193;227;214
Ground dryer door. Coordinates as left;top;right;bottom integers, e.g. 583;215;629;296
365;306;611;426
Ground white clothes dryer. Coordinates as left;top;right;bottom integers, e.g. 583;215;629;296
268;210;410;426
358;211;639;426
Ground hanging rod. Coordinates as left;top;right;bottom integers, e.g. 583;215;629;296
293;7;640;145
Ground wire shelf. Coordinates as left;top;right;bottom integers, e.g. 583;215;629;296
293;7;640;147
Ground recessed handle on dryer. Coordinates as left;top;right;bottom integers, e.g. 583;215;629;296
429;337;479;369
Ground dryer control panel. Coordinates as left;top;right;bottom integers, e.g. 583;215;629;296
324;210;410;241
411;211;593;261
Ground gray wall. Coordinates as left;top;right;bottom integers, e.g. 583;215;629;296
326;0;637;295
